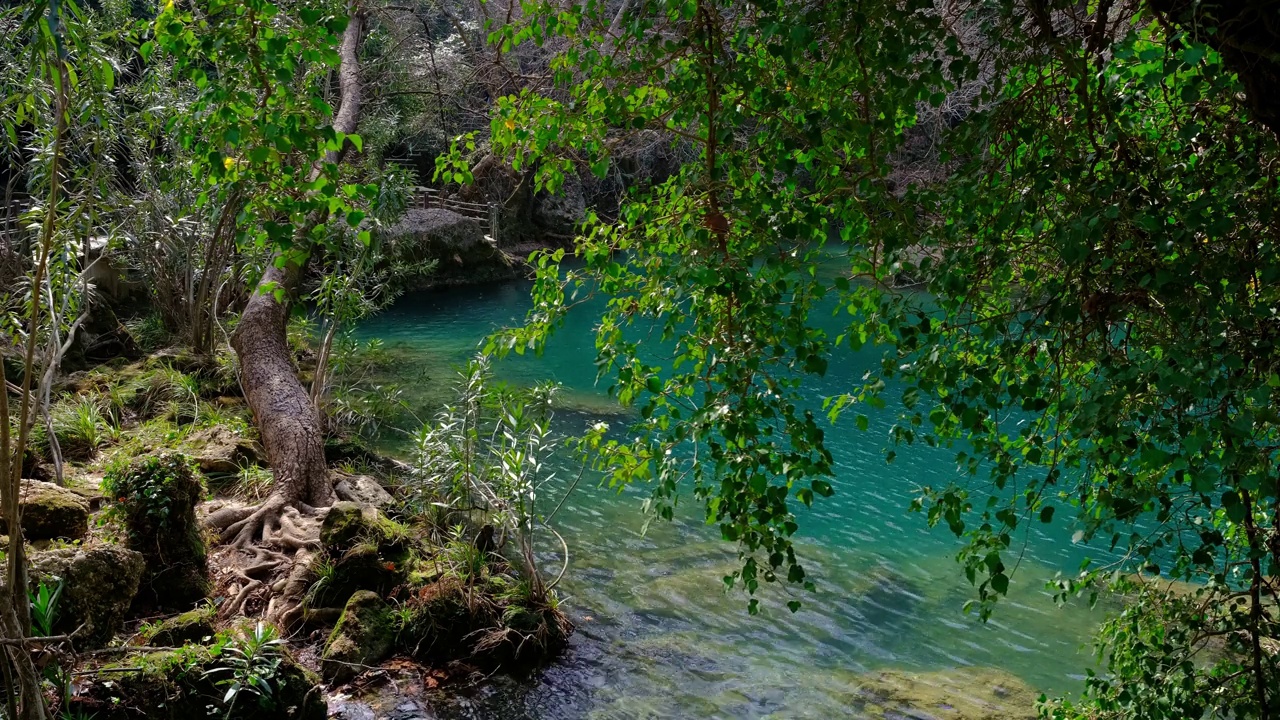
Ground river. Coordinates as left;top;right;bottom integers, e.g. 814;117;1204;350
351;277;1109;718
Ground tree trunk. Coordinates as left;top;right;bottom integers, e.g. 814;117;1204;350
231;261;334;508
230;6;364;516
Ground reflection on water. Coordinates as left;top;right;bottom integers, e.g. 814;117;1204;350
354;279;1108;718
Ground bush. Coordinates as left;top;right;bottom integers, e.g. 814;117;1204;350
104;453;210;610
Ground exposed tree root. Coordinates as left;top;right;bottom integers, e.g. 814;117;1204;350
202;497;326;624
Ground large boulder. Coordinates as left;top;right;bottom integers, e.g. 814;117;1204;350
29;544;144;648
0;480;90;540
103;453;210;611
183;425;262;475
332;471;395;510
385;208;518;287
322;591;397;684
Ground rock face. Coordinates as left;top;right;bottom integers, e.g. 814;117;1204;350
532;173;586;237
322;590;396;683
332;471;395;510
184;425;263;475
0;480;90;540
104;453;210;610
29;544;145;648
385;208;517;286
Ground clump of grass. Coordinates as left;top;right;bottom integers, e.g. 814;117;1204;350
124;312;171;353
138;364;201;423
51;395;108;460
231;465;274;502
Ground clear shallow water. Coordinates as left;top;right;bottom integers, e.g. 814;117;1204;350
355;278;1113;718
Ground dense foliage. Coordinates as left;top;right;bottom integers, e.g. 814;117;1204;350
443;0;1280;715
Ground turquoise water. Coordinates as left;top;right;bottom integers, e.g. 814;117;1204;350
355;278;1112;718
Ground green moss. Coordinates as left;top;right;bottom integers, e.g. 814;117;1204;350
70;642;326;720
141;604;216;646
321;590;397;683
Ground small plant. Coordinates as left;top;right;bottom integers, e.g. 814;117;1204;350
29;577;63;637
231;464;274;503
203;622;285;718
440;524;487;582
303;557;337;607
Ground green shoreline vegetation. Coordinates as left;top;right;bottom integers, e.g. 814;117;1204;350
2;0;1279;718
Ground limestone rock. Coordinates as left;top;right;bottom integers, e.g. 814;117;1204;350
184;425;262;474
0;479;90;540
385;208;517;286
333;471;395;510
322;591;396;683
29;544;144;648
319;502;409;557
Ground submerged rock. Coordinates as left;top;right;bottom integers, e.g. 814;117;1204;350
854;666;1038;720
322;590;397;684
29;544;144;648
0;479;90;540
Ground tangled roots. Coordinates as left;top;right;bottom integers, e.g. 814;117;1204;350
202;496;327;624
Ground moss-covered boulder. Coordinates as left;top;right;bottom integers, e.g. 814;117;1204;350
141;605;216;647
29;544;144;648
853;667;1038;720
311;504;412;609
322;590;397;683
319;502;408;555
0;479;90;540
69;641;326;720
104;453;210;611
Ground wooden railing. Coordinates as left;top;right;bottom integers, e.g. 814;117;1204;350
411;186;500;243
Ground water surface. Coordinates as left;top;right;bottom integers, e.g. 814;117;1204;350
355;278;1109;718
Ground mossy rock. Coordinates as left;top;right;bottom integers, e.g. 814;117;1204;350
853;667;1038;720
0;479;90;540
403;577;482;662
183;424;262;475
320;502;411;557
69;643;326;720
322;590;397;684
29;544;144;648
141;605;216;647
309;543;406;610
